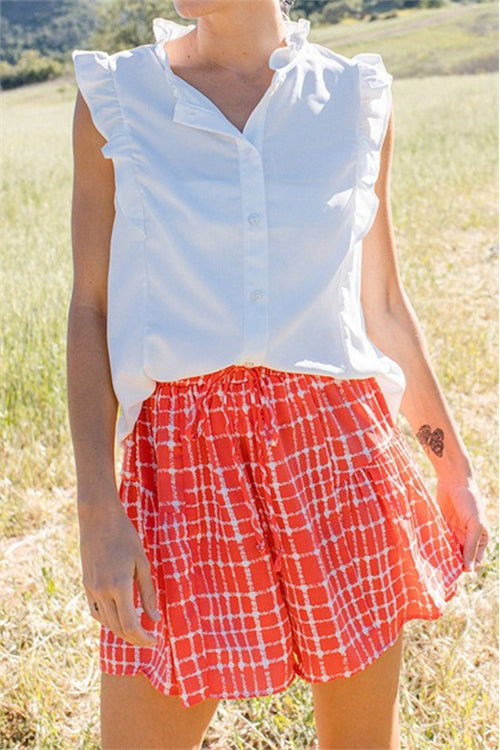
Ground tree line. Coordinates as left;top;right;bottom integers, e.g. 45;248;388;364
0;0;99;88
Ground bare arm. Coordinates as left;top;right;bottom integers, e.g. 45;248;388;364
361;109;490;572
68;91;160;643
67;90;119;502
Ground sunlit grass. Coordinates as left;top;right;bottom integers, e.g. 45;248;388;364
310;2;498;78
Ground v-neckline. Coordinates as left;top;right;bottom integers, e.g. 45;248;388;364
162;54;282;137
152;17;311;138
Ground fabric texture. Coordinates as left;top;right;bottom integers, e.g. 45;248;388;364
100;365;465;708
72;18;405;444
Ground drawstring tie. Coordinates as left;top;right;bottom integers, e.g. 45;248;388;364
183;365;280;446
183;364;284;574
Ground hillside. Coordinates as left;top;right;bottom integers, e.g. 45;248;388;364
0;0;458;66
312;1;498;76
0;0;99;64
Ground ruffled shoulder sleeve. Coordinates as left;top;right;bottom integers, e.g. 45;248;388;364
351;53;393;245
71;48;146;236
71;49;122;154
354;53;393;152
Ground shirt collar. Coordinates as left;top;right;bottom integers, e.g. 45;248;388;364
152;16;311;73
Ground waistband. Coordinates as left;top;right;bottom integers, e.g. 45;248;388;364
182;365;282;446
153;363;337;390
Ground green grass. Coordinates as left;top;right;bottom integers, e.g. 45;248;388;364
310;1;499;78
1;81;76;537
1;12;498;750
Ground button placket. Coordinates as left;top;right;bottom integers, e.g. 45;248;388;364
250;288;265;302
237;138;270;365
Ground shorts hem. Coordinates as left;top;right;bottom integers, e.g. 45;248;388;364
294;578;462;686
99;664;300;708
99;576;462;708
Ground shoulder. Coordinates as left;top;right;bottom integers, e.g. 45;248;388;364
72;42;154;75
305;42;392;89
71;42;160;132
307;41;357;71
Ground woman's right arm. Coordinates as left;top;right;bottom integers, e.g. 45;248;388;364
68;91;160;645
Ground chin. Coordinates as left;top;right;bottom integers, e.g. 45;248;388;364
173;0;224;19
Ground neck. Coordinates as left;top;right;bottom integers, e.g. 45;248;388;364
183;3;289;75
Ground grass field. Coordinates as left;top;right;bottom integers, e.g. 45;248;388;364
1;3;498;748
310;1;498;77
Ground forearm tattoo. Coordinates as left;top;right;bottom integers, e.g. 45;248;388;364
416;424;444;457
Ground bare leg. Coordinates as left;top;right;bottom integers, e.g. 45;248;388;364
100;672;220;749
311;626;404;750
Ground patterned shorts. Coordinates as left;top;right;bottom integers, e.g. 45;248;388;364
100;365;465;708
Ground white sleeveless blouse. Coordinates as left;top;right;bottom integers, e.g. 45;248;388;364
72;17;406;444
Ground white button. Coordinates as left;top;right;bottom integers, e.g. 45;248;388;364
248;213;261;226
243;360;255;367
250;289;265;302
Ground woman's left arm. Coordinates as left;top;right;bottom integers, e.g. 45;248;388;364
361;108;490;573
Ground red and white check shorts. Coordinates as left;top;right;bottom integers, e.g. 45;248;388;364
100;365;465;707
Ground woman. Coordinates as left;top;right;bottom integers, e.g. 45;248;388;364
68;0;490;747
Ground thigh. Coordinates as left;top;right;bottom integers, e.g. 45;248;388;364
100;672;220;749
311;626;404;750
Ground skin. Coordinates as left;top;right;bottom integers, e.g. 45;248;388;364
68;0;491;747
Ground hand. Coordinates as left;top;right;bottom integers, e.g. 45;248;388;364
436;475;490;573
78;496;161;646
